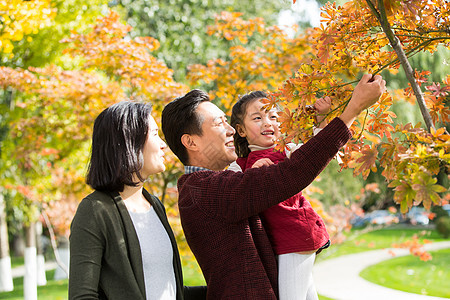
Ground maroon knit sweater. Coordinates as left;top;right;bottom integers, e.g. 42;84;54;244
236;148;330;255
177;118;351;299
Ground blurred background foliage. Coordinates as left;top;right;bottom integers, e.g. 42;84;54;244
0;0;448;270
111;0;287;81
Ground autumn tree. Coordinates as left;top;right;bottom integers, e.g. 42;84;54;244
272;0;449;213
1;0;109;69
186;11;347;239
1;0;113;293
0;0;57;293
0;0;56;56
111;0;288;81
61;9;194;260
1;8;188;236
185;4;448;259
274;0;449;259
0;9;188;292
187;11;315;110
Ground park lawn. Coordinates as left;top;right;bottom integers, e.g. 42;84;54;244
0;270;68;300
318;295;334;300
1;227;447;300
11;256;24;268
360;248;450;298
183;260;206;286
316;226;448;300
317;226;446;262
0;264;204;300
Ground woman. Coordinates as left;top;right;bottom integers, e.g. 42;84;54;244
69;101;205;300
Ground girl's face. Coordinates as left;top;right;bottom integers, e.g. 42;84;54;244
237;98;280;147
141;116;167;177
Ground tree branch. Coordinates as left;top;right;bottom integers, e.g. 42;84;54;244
366;0;436;131
41;211;69;277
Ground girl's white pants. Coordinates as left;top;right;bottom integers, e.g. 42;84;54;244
278;252;319;300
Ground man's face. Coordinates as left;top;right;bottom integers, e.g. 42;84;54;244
194;101;237;171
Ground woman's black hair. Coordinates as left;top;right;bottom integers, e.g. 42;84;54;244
86;101;152;192
230;91;268;158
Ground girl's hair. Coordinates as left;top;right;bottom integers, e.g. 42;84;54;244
86;101;153;192
230;91;268;158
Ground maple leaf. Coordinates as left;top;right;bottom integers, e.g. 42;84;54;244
389;179;416;213
348;145;378;179
425;82;449;97
412;172;447;210
414;70;431;86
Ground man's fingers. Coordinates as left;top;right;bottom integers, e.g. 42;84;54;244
251;158;274;168
361;73;373;83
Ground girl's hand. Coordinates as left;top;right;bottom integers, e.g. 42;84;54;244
251;158;274;168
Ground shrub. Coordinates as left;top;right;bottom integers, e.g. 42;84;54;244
431;206;449;222
435;217;450;238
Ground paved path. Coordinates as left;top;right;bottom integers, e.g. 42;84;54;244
11;261;58;278
313;241;450;300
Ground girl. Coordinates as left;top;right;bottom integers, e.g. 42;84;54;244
229;91;331;300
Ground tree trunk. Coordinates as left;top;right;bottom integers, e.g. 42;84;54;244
36;221;47;286
367;0;435;131
24;223;38;300
53;236;70;280
0;193;13;292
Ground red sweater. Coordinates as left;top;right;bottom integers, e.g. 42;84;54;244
236;148;329;254
177;118;351;299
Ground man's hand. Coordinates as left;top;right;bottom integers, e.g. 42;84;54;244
339;74;386;127
251;158;274;168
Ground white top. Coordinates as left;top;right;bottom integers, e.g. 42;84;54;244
129;207;176;300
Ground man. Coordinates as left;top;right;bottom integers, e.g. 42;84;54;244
161;74;386;299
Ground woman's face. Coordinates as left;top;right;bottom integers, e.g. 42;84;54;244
141;116;167;177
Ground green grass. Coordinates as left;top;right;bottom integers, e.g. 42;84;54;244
360;248;450;298
318;295;334;300
183;226;449;300
1;227;447;300
0;262;204;299
317;226;446;262
183;260;206;286
0;270;68;300
316;226;449;300
10;256;24;268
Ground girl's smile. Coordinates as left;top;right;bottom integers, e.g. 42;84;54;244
236;99;280;148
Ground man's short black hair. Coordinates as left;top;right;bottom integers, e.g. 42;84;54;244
161;89;209;165
86;101;152;192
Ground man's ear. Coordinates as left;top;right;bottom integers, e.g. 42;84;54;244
181;134;198;151
236;124;247;138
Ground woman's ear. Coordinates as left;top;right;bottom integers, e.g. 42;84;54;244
236;124;247;138
181;134;198;151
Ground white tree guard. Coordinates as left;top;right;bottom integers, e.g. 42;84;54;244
24;247;37;300
0;256;13;292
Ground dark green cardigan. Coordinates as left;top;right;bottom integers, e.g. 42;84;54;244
69;189;205;300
